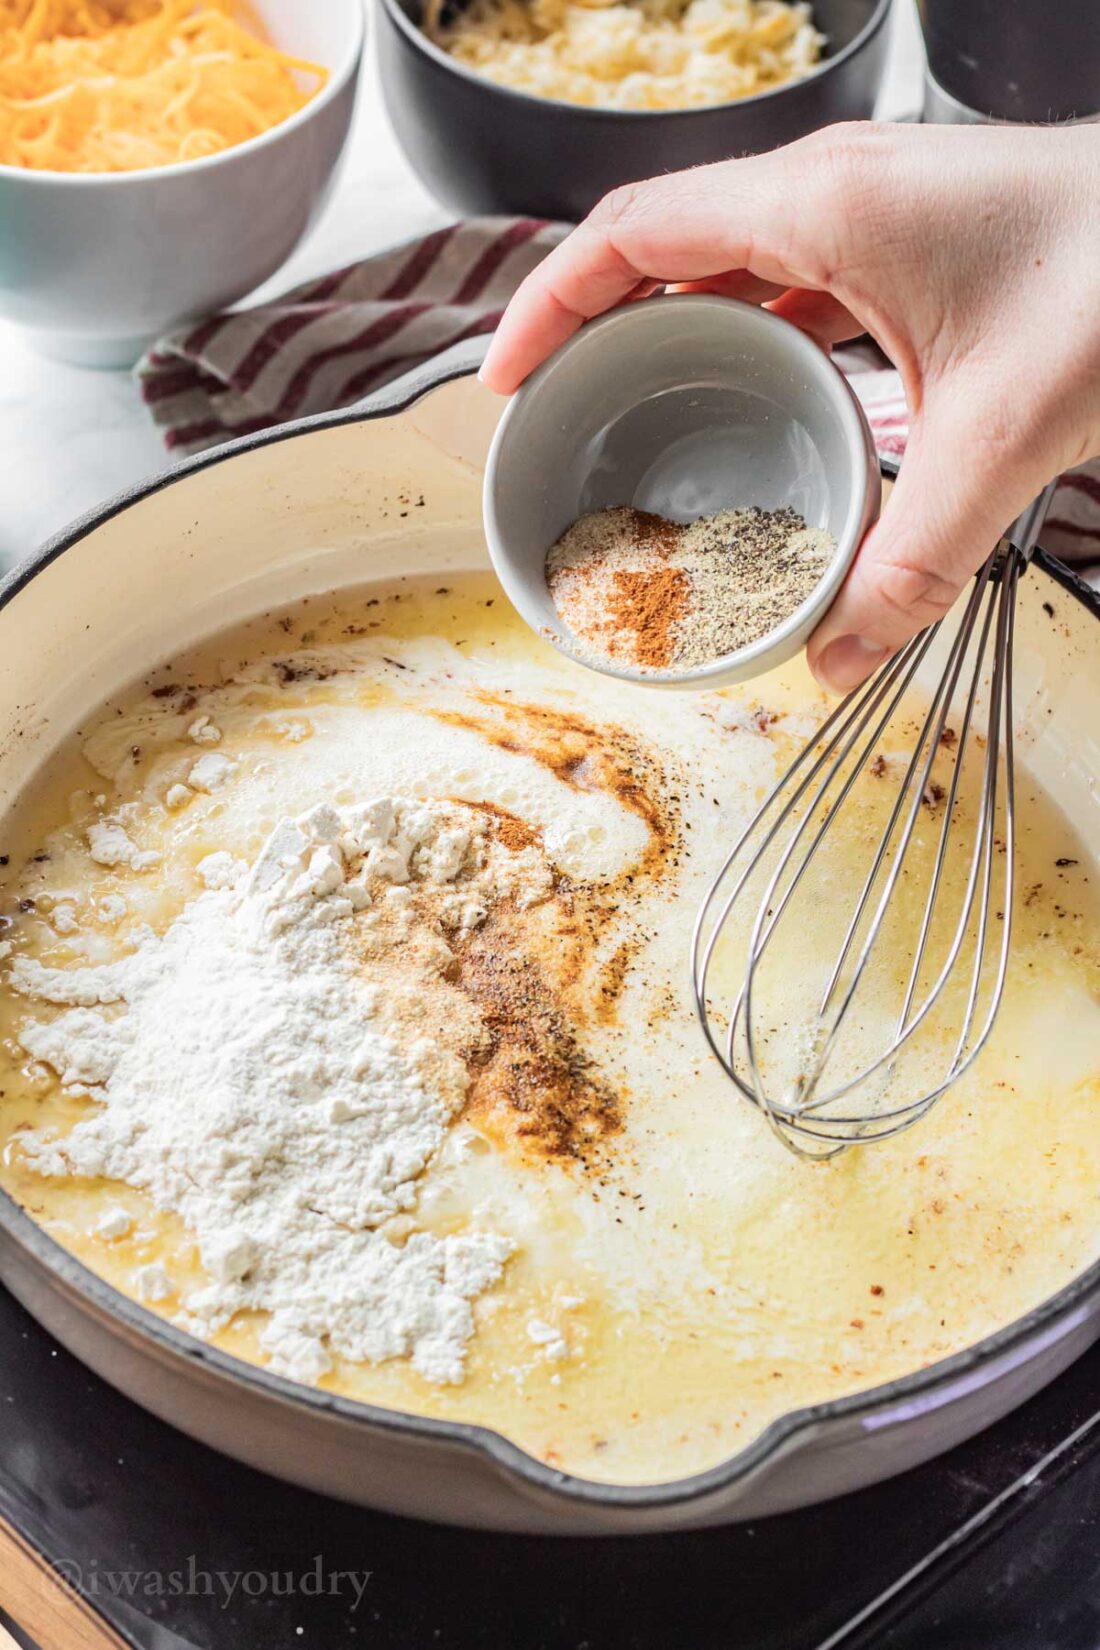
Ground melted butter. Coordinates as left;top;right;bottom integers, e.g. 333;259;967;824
0;572;1098;1486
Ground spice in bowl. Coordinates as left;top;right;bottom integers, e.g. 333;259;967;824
546;504;836;674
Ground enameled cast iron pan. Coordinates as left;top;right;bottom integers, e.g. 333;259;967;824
1;339;1098;1534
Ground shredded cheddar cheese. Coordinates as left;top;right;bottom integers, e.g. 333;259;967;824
0;1;327;173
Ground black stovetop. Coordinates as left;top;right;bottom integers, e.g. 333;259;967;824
1;1284;1098;1650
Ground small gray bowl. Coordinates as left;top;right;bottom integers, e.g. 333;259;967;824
483;293;881;690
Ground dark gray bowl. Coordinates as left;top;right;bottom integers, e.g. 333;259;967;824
375;0;894;221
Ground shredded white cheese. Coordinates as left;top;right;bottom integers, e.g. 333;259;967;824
425;0;823;112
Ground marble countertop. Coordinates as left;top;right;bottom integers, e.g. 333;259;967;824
0;1;925;576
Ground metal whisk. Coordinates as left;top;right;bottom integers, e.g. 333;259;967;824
691;482;1058;1159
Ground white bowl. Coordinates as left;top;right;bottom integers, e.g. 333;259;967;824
0;0;364;367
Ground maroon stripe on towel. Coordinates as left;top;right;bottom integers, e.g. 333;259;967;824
167;301;436;448
164;417;235;450
449;219;545;305
140;367;201;405
227;267;359;395
1044;517;1100;541
335;309;503;404
381;224;461;300
140;364;228;406
181;315;230;357
1060;472;1100;508
256;301;434;423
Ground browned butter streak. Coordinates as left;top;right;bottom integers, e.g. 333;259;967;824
428;691;681;887
454;901;623;1170
461;797;542;855
348;795;623;1174
406;696;686;1170
594;937;640;1025
446;799;624;1167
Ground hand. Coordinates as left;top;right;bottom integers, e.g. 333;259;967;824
481;123;1100;693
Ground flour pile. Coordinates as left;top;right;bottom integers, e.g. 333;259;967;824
8;797;540;1384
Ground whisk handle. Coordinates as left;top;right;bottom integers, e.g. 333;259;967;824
1003;479;1059;563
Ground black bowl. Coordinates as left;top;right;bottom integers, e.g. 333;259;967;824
376;0;894;222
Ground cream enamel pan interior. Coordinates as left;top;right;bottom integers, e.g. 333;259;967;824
1;338;1098;1534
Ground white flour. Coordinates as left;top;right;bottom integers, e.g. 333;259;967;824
9;797;535;1385
86;818;160;872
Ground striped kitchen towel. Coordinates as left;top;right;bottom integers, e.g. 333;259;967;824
136;217;569;457
137;216;1100;582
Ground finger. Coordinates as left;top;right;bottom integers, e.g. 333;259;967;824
806;405;1048;695
481;150;840;393
766;287;864;347
667;270;790;305
625;277;665;303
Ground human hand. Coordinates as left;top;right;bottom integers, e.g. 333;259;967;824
481;124;1100;693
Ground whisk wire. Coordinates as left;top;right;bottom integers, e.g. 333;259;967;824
717;629;937;1080
792;555;1004;1110
892;570;1000;1041
692;480;1052;1157
692;630;925;1033
817;561;994;1020
944;545;1019;1078
692;631;927;1124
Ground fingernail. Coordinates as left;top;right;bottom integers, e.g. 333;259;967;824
816;635;889;695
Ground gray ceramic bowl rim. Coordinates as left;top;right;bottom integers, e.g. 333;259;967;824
483;293;879;688
1;343;1098;1516
0;0;365;186
379;0;894;123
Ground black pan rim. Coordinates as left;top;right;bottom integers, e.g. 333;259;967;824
1;382;1098;1515
376;0;894;126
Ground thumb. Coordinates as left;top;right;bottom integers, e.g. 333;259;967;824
806;411;1049;696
